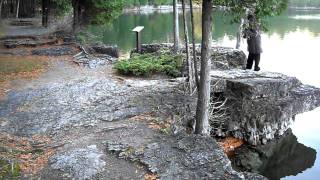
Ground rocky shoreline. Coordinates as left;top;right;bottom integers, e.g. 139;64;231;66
1;29;320;179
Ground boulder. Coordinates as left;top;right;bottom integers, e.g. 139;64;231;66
211;47;247;70
89;44;120;58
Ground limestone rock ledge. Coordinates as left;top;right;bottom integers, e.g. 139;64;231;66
210;70;320;145
106;133;267;180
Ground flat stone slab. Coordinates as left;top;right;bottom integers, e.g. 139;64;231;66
211;70;301;99
50;145;106;179
3;38;58;48
31;46;76;56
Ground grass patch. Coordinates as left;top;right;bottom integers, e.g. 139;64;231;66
0;159;20;179
114;53;183;77
0;56;47;82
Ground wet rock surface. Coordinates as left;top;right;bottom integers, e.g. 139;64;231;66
210;70;320;145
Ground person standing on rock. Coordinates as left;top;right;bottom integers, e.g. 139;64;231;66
243;14;262;71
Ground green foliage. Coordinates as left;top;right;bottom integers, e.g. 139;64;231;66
90;0;125;25
213;0;289;31
0;159;20;179
51;0;72;16
114;53;183;77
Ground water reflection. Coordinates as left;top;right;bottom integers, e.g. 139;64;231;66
86;9;320;52
260;131;317;180
232;130;317;180
286;108;320;180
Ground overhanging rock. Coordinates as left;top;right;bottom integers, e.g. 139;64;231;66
210;70;320;145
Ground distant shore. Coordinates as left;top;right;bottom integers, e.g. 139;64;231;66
288;6;320;10
124;5;320;14
123;4;201;14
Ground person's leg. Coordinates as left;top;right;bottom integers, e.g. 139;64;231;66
254;54;261;71
246;53;254;69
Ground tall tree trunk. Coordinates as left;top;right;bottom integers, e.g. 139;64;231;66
173;0;179;53
0;0;3;19
73;0;79;32
42;0;49;27
236;18;244;49
195;0;213;135
189;0;200;90
182;0;195;93
15;0;19;18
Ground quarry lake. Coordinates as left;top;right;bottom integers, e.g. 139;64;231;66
85;8;320;179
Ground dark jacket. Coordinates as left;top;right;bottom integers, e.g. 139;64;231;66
243;28;262;54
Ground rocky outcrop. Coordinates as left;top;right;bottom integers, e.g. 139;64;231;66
130;43;320;146
133;43;247;70
0;77;190;136
210;70;320;145
232;130;316;180
106;132;266;180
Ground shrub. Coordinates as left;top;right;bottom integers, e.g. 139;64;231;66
114;53;183;77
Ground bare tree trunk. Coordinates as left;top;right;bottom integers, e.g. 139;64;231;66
236;18;244;49
189;0;200;90
15;0;19;18
73;0;80;32
182;0;195;93
195;0;213;135
0;0;3;19
173;0;179;53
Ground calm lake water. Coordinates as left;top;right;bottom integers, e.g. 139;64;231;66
87;8;320;180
